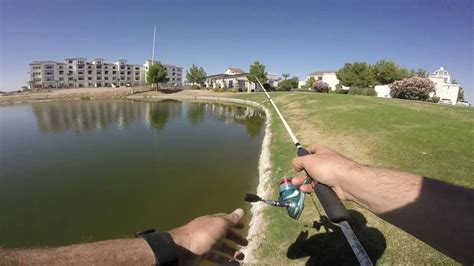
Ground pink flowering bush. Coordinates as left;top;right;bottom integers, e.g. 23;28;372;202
390;77;435;101
313;81;330;93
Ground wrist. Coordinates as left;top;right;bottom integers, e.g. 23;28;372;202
168;228;196;263
339;162;372;204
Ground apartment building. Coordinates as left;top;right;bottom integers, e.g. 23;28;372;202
29;58;182;89
143;60;183;85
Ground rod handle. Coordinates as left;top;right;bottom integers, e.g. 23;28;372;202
297;147;350;223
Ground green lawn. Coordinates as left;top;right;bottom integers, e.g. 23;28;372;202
235;92;473;265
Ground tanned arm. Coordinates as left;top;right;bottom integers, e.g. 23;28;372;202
292;144;474;264
1;238;155;265
1;208;247;265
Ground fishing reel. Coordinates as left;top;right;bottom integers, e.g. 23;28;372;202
245;178;306;219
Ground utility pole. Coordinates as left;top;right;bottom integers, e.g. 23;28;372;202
151;27;156;65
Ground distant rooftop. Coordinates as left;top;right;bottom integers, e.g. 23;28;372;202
309;70;336;76
227;67;245;74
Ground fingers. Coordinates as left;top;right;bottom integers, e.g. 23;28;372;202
291;176;307;185
207;251;240;265
223;208;244;226
226;229;248;246
299;183;314;193
218;243;245;260
292;156;307;172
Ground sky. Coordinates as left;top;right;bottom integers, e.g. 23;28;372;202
1;0;473;100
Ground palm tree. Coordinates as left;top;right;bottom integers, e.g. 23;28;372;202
282;73;290;80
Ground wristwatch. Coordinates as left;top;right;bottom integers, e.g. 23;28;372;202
134;229;179;265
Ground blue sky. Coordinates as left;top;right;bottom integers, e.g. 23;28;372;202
1;0;472;100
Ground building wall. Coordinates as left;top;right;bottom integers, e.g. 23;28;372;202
30;58;146;89
428;72;460;105
143;61;183;85
309;72;340;90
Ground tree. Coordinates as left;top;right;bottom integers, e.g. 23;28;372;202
282;73;290;80
414;68;428;78
147;63;169;90
390;77;435;101
186;64;207;85
302;76;316;89
247;61;268;90
313;81;330;93
336;62;376;88
277;77;298;91
458;87;464;101
373;60;412;85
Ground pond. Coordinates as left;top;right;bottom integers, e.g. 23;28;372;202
0;99;266;248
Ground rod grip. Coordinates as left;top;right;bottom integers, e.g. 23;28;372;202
297;147;350;223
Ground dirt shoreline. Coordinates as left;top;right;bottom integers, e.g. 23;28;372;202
0;87;237;104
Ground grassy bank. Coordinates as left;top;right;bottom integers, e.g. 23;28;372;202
235;92;473;264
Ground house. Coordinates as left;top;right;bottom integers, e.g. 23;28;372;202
428;67;460;105
299;70;346;91
205;67;281;92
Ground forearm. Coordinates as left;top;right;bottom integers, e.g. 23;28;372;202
0;238;155;265
344;165;474;263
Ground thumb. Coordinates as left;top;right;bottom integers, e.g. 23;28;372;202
229;208;244;224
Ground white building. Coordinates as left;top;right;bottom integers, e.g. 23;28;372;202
428;67;460;105
205;67;281;92
29;58;145;89
299;70;347;91
374;85;391;98
29;58;182;89
144;60;183;86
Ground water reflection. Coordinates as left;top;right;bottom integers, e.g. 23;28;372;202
32;100;265;136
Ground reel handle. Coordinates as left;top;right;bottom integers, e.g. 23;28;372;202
297;147;350;223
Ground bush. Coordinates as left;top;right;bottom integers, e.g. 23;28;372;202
348;87;377;96
429;96;440;103
191;85;201;90
313;81;329;93
335;88;349;94
390;77;435;101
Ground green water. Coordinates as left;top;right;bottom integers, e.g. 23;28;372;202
0;99;265;248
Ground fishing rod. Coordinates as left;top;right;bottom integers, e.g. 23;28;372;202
246;78;372;266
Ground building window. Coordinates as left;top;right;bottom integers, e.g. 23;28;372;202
112;71;116;74
68;60;73;63
135;77;139;80
135;72;139;75
105;71;108;74
113;66;116;70
127;66;131;70
59;66;63;69
317;76;322;80
105;77;108;80
78;61;84;64
127;71;131;75
88;77;92;80
59;78;63;81
135;67;139;70
69;66;73;69
78;71;84;75
59;71;64;75
97;71;101;74
120;72;125;75
88;71;92;74
68;71;73;74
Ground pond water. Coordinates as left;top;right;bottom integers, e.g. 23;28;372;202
0;99;265;248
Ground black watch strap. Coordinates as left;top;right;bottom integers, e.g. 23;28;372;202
135;229;179;265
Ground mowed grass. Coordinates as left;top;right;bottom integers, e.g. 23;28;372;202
235;92;473;265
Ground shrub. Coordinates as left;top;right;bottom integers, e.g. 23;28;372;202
348;87;376;96
430;96;440;103
191;85;201;90
313;81;329;93
390;77;435;101
335;88;349;94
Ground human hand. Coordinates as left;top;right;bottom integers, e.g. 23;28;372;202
169;208;248;265
291;144;362;201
